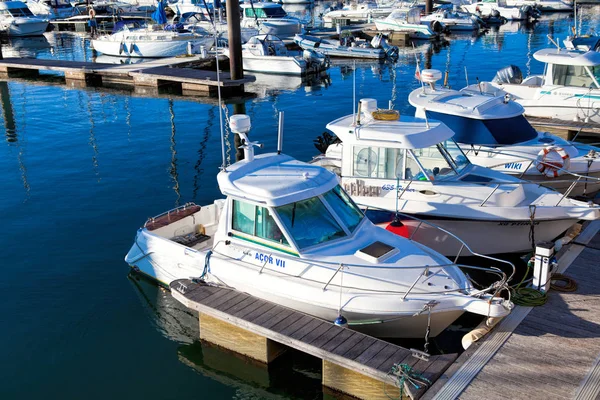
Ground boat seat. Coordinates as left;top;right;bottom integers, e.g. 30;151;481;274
172;232;211;247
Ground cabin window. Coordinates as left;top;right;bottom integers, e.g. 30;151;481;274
353;146;405;179
322;185;364;232
276;196;346;249
552;64;600;88
232;200;289;245
10;8;34;17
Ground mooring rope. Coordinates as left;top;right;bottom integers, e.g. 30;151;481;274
385;363;431;399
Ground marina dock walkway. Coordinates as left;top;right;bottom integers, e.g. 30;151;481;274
424;222;600;400
0;57;253;95
170;279;457;400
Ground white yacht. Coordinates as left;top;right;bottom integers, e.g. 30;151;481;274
240;2;303;39
408;70;600;197
164;0;211;17
0;1;48;36
26;0;73;19
91;21;214;58
322;1;395;23
460;0;536;21
313;98;599;256
421;7;482;32
179;12;258;43
238;34;328;75
375;8;439;40
504;0;572;12
473;48;600;124
125;114;512;339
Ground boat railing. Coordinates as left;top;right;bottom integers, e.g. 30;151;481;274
211;239;510;300
143;202;199;227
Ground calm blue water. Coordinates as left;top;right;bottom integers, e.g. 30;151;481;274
1;7;599;399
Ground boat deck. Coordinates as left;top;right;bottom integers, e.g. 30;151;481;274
528;116;600;140
423;221;600;400
170;279;458;400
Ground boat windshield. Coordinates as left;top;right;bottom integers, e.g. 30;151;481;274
5;7;34;17
552;64;600;89
426;111;538;145
275;186;363;249
245;7;287;18
409;140;470;181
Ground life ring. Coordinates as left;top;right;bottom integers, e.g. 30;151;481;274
536;146;570;178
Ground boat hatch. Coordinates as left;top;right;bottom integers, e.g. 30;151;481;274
355;241;398;263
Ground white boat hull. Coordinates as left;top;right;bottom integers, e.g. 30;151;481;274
242;54;306;75
127;229;501;338
461;4;528;20
92;36;214;58
374;20;436;39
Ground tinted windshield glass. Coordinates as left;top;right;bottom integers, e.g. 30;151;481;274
410;140;470;180
276;196;345;249
427;111;538;145
322;186;364;233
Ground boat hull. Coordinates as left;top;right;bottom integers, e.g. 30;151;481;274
92;36;214;58
4;19;48;36
374;20;436;39
126;230;499;338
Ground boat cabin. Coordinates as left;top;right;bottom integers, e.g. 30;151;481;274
386;7;421;24
533;48;600;89
217;154;365;254
327;100;472;182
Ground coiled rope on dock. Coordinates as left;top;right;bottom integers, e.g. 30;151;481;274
385;363;431;399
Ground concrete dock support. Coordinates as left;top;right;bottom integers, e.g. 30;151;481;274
199;313;286;363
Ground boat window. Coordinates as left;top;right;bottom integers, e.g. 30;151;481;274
410;140;470;180
245;7;286;18
426;111;538;145
9;8;34;17
353;146;405;179
276;196;346;249
322;185;364;233
552;64;600;89
232;200;289;246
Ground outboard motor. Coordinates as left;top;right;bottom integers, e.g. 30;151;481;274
521;4;541;19
371;34;399;59
492;65;523;84
303;49;330;71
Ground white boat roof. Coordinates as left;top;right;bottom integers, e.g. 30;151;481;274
240;2;282;8
409;87;525;120
0;1;28;9
217;153;339;207
533;48;600;66
327;114;455;148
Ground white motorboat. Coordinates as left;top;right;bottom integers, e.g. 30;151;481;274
125;113;512;339
294;33;398;59
313;98;599;256
178;12;258;43
460;0;537;21
26;0;73;19
238;34;328;75
91;21;214;57
408;69;600;197
0;2;48;36
322;1;395;23
421;7;482;32
472;48;600;124
240;2;303;39
504;0;573;11
374;8;440;40
164;0;212;17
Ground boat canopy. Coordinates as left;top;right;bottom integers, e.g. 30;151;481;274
328;116;455;149
533;48;600;67
217;154;339;207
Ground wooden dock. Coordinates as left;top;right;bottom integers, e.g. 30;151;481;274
170;279;457;400
422;221;600;400
0;57;254;97
528;116;600;140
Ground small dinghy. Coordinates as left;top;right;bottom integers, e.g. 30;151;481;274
238;34;328;75
125;113;512;339
294;32;398;60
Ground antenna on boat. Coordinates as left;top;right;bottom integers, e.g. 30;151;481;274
464;66;469;87
547;34;560;50
352;60;356;125
277;111;284;155
211;5;227;171
423;107;430;129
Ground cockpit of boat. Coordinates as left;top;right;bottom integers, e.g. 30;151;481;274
550;63;600;88
231;184;364;252
352;140;470;182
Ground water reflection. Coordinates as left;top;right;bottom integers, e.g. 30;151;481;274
246;72;331;99
192;106;215;201
168;99;181;206
0;81;16;141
